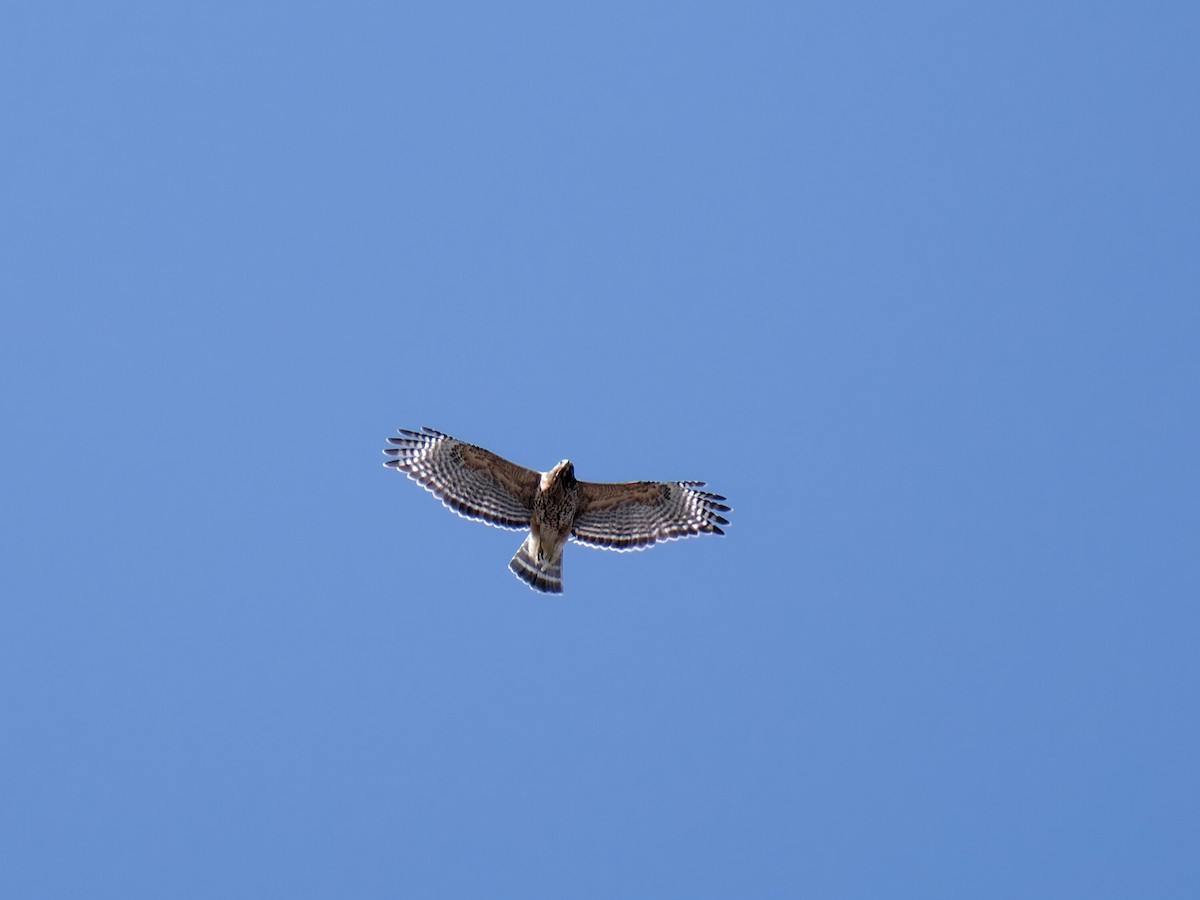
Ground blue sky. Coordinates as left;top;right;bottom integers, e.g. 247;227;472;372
2;2;1198;897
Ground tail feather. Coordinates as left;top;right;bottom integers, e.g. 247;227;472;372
509;537;563;594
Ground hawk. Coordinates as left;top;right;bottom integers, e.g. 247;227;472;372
383;427;730;593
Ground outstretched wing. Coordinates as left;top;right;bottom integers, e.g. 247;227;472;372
383;427;539;530
571;480;730;551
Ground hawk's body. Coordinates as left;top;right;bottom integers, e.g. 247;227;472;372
383;427;729;594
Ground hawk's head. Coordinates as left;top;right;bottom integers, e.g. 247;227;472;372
550;459;577;489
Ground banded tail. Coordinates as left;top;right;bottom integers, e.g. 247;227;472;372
509;536;563;594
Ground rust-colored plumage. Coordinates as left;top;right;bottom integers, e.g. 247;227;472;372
383;427;729;593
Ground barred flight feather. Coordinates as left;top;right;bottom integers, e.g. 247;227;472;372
570;481;730;552
383;427;536;530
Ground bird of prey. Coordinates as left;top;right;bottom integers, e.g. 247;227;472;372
382;427;730;593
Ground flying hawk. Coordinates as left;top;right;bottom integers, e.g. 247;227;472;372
383;427;730;593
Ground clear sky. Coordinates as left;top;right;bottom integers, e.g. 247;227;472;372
2;3;1198;898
